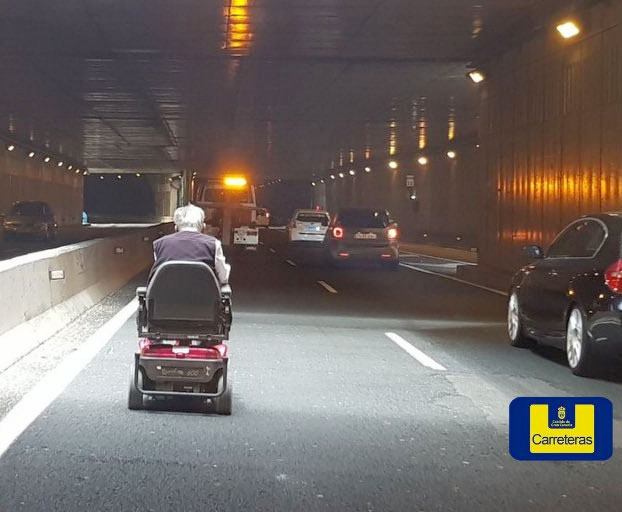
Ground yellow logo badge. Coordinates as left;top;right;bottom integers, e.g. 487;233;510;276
529;404;594;454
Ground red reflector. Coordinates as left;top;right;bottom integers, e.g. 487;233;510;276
333;226;345;239
387;227;398;240
381;254;392;259
338;252;350;258
605;259;622;293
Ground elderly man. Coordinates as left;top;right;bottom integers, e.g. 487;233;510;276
149;204;231;284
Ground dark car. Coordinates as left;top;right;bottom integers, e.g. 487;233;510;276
325;208;399;269
2;201;57;241
508;213;622;376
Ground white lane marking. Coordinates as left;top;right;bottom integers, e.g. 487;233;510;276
0;299;138;460
285;259;297;267
385;332;447;371
317;280;338;294
400;251;476;265
269;248;277;254
399;263;507;297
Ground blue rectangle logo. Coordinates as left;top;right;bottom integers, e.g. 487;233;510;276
509;397;613;461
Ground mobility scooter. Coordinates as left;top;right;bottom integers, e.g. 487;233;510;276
128;261;233;414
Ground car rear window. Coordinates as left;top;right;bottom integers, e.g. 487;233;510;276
338;210;389;228
297;214;329;225
10;203;45;216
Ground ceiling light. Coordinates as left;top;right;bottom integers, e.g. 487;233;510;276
349;169;356;176
44;156;51;163
388;160;399;170
117;175;122;180
339;172;345;178
320;179;324;184
311;182;316;186
410;193;417;201
557;21;580;39
136;173;141;177
468;70;485;84
83;171;88;176
447;150;457;159
417;156;429;166
75;169;80;174
58;161;64;167
100;176;104;180
7;144;15;152
68;165;73;170
330;174;335;180
364;166;371;173
28;151;35;158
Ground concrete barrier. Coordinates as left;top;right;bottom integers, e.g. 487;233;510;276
0;224;172;372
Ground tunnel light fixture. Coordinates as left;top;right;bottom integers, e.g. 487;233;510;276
557;20;580;39
349;169;356;176
447;150;457;159
83;171;88;176
330;174;335;180
28;151;35;158
388;160;399;170
99;176;104;180
410;193;417;201
117;175;122;180
75;168;80;174
417;156;429;166
320;179;324;184
468;70;485;84
364;166;372;173
338;172;345;178
57;161;64;167
136;172;141;177
7;144;15;151
44;156;51;163
311;182;316;187
68;165;73;170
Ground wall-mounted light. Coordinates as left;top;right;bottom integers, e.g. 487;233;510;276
365;166;372;173
28;151;35;158
388;160;399;170
417;156;429;166
557;20;580;39
7;144;15;152
468;70;485;84
447;150;457;159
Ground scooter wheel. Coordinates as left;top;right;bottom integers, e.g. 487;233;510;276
214;381;232;415
128;360;144;410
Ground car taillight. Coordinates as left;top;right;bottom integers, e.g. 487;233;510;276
605;259;622;293
387;227;398;240
333;226;344;239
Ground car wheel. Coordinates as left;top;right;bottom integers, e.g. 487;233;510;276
566;307;593;376
128;361;144;410
507;291;531;348
384;260;399;271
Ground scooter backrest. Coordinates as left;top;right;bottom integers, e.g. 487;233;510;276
147;261;221;324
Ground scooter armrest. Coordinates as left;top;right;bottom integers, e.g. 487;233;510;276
136;286;147;299
220;284;232;299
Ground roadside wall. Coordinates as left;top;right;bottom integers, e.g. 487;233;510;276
0;224;172;348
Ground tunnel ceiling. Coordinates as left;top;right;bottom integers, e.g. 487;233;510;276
0;0;550;179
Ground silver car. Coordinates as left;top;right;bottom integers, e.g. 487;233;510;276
3;201;57;241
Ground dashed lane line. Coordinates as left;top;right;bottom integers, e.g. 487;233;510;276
317;280;338;294
385;332;447;371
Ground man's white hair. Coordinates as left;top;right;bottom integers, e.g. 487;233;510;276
174;204;205;231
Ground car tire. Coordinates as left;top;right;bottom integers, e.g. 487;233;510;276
128;360;144;410
214;381;232;415
566;306;594;377
507;291;532;348
386;260;399;271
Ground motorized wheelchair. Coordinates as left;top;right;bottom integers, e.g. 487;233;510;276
128;261;233;414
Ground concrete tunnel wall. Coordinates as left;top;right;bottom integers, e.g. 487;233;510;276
0;150;83;226
480;1;622;272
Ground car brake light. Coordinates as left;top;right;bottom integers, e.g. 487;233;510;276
333;226;344;239
387;227;398;240
605;259;622;293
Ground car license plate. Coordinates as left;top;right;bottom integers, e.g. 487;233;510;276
354;232;377;240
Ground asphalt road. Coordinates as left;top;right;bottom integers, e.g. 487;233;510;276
2;231;622;511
